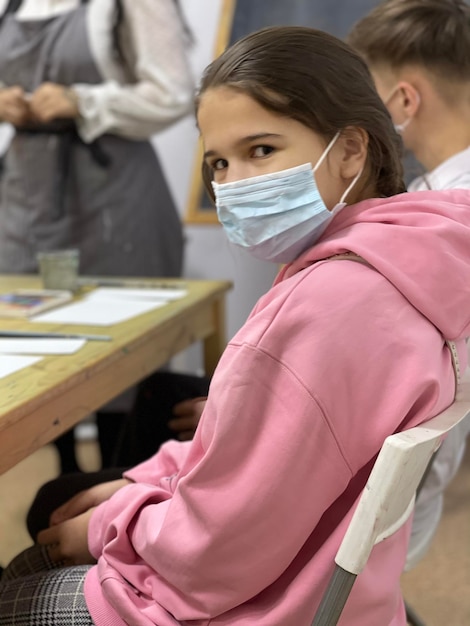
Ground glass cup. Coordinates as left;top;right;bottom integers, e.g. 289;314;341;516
36;249;80;292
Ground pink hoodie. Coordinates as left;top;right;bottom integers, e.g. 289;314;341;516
85;190;470;625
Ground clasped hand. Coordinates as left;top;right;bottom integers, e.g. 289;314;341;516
36;478;131;567
0;83;79;126
33;398;207;565
168;396;207;441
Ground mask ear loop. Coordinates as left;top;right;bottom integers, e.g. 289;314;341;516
313;130;364;206
339;166;364;204
384;85;399;106
313;131;341;173
394;118;411;134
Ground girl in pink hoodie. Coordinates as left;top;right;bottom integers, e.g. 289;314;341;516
2;26;470;626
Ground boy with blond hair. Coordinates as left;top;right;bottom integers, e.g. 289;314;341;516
349;0;470;567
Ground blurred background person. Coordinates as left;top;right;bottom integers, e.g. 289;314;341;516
0;0;194;473
348;0;470;571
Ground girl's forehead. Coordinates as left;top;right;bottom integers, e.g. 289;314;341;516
198;87;290;133
198;86;259;114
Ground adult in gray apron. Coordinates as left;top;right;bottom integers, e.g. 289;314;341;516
0;0;184;277
0;0;185;473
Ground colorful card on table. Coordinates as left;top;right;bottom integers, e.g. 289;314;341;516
0;289;72;318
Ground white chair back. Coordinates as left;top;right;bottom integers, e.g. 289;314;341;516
312;373;470;626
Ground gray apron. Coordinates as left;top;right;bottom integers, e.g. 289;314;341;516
0;0;184;277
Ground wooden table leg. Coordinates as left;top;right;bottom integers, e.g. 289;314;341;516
203;296;227;376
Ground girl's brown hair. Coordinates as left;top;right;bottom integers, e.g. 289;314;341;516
196;26;406;201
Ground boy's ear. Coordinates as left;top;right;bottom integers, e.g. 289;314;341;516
395;81;421;117
337;126;369;180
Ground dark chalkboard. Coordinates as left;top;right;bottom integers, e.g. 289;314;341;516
229;0;380;43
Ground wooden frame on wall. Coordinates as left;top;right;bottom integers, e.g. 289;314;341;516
185;0;236;225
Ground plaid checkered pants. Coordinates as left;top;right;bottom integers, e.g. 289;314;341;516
0;544;94;625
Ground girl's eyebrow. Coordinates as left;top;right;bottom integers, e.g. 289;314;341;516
203;133;283;160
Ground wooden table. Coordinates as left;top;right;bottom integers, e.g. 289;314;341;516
0;275;232;474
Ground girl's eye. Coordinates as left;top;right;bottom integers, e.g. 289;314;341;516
252;145;274;158
212;158;228;171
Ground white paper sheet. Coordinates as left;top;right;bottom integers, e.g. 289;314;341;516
0;338;86;355
32;297;167;326
0;354;42;379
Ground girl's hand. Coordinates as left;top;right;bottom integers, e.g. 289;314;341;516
0;86;30;125
37;509;96;566
168;397;207;440
29;82;80;122
50;479;132;526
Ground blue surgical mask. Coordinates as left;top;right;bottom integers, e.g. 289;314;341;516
212;133;362;263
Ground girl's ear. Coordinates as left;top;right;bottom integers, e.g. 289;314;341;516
337;126;369;180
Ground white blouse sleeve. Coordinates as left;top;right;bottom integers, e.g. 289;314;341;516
73;0;195;142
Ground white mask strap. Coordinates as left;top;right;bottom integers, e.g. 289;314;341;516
394;118;411;134
384;84;399;106
339;166;364;205
313;131;341;173
313;131;363;206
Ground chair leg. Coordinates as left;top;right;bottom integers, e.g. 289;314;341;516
311;566;357;626
405;600;427;626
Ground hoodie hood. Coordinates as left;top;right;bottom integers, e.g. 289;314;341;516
277;189;470;341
